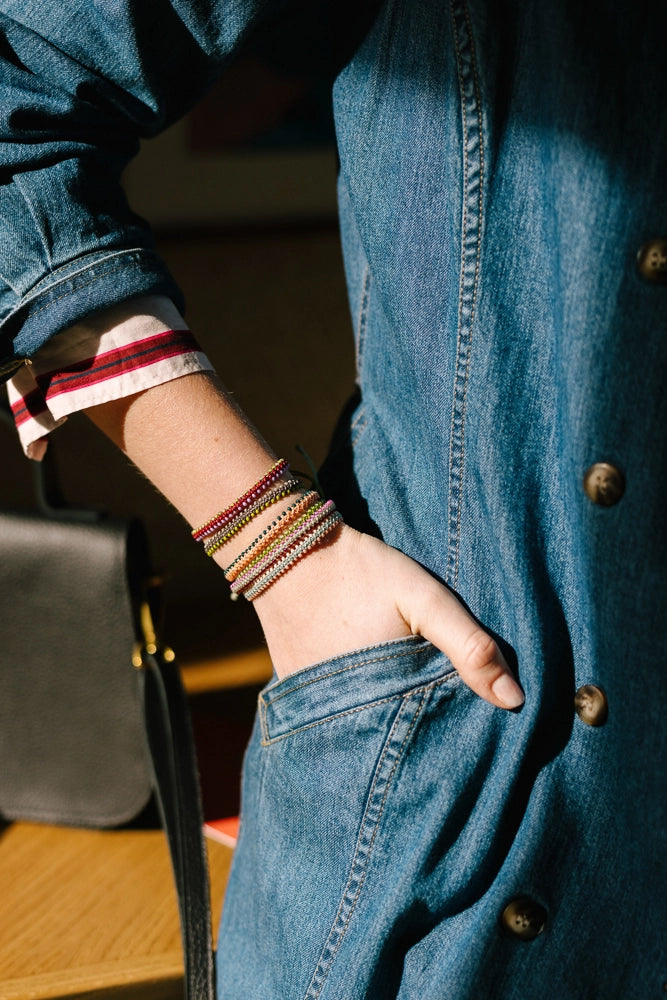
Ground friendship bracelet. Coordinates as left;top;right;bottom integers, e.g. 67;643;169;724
195;459;289;541
203;478;301;554
203;479;302;556
230;500;333;594
229;502;324;584
230;506;326;593
241;511;343;601
224;491;320;580
236;513;341;601
192;458;289;541
222;491;318;576
232;504;340;599
225;490;319;579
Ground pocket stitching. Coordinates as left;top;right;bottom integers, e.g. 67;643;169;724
260;672;458;745
262;637;432;709
261;691;401;746
303;683;432;999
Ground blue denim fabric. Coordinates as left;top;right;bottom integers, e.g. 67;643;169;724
327;1;666;994
219;2;666;996
218;638;527;998
0;0;665;996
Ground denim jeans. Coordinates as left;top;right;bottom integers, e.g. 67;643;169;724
217;638;531;998
0;0;665;996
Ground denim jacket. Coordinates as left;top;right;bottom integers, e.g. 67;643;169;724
1;2;664;997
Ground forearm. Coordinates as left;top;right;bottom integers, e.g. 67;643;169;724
86;371;279;543
85;370;355;670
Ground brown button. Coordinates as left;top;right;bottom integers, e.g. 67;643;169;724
500;898;547;941
575;684;608;726
583;463;625;506
637;239;667;284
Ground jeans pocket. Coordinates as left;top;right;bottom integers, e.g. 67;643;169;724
218;637;465;999
258;635;458;745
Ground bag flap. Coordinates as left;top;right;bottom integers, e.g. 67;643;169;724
0;512;154;827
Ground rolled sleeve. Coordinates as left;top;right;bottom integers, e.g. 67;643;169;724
0;1;267;367
7;294;214;459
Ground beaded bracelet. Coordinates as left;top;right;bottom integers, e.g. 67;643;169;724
231;504;340;600
230;500;333;595
241;510;343;601
203;478;302;556
224;491;320;580
192;458;289;541
228;501;324;585
222;491;318;577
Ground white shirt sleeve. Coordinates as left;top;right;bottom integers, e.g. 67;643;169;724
7;295;214;459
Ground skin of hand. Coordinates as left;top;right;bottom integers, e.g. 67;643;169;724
253;523;524;708
85;372;524;711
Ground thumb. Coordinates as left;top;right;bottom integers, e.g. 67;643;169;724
407;583;524;710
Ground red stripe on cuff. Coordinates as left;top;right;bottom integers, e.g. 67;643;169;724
11;388;49;426
11;329;203;427
37;329;203;398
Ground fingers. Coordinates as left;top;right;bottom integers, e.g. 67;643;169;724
409;584;524;710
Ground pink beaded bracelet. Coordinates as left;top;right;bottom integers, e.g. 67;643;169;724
241;511;343;601
224;491;320;579
230;500;333;595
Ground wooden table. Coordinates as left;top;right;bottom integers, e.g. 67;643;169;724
0;821;232;1000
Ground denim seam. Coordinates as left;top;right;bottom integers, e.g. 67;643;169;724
446;0;484;588
349;406;366;448
350;407;366;434
259;667;456;744
2;249;157;335
261;639;430;707
260;670;459;747
23;248;149;301
19;257;149;320
261;691;400;745
355;265;371;378
258;693;269;744
303;685;431;999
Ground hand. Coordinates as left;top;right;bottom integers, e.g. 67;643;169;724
253;525;524;710
85;378;521;711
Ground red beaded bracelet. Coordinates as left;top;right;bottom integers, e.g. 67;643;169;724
203;479;302;556
191;459;289;541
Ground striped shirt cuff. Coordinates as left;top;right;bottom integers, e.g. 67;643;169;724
7;295;214;459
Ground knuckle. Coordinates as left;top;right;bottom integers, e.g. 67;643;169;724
462;629;498;674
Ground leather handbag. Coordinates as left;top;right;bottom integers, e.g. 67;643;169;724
0;405;215;999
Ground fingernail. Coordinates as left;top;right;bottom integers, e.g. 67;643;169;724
492;673;525;709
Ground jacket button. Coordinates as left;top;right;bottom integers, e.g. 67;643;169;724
574;684;608;726
500;898;547;941
637;239;667;284
583;463;625;506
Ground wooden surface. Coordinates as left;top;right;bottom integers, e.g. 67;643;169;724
0;821;232;1000
181;646;273;694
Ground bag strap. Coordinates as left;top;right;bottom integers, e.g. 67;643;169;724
139;643;216;1000
0;393;97;520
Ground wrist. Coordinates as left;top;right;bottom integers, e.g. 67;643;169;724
250;521;358;614
190;456;345;602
